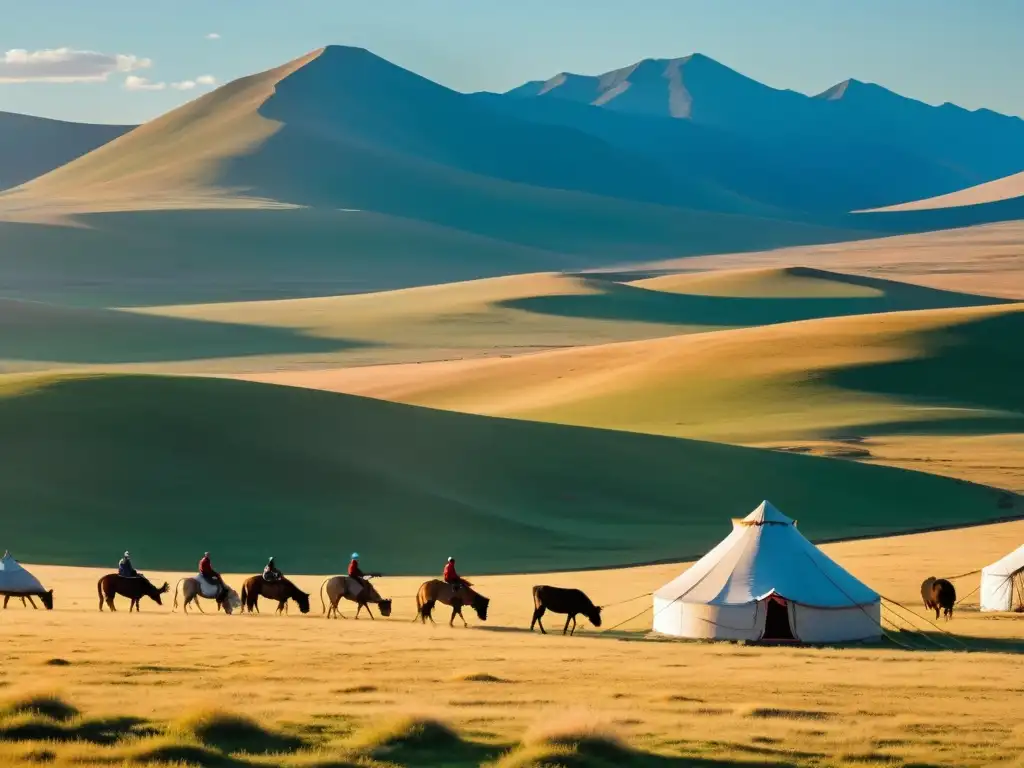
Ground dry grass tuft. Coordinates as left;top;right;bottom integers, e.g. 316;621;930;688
0;692;79;723
457;672;512;683
735;704;835;721
522;711;623;749
349;714;461;756
170;707;304;754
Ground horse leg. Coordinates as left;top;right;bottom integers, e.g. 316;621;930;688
531;606;546;633
27;596;38;610
570;615;578;636
366;603;374;620
3;595;9;609
354;603;362;619
563;615;572;636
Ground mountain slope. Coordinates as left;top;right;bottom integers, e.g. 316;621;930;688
0;111;132;190
0;374;1008;573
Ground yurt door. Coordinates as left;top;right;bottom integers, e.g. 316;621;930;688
762;595;796;641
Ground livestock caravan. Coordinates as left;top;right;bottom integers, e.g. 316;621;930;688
980;543;1024;612
652;501;881;643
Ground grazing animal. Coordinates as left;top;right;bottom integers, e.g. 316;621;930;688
531;585;602;636
921;576;956;620
97;574;168;612
174;577;242;615
1;592;53;610
415;579;489;627
240;576;310;614
319;575;393;619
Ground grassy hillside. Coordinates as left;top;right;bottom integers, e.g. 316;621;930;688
0;374;1009;574
280;303;1024;445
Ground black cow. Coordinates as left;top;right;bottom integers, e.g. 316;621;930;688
921;576;956;620
530;585;602;636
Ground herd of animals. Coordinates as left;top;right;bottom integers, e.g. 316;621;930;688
2;571;960;635
1;558;605;636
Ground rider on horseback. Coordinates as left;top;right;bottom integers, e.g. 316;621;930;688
199;552;225;600
118;551;139;578
263;557;282;582
443;556;467;593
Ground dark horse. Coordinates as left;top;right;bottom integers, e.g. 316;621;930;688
415;579;489;627
97;574;169;612
240;576;311;614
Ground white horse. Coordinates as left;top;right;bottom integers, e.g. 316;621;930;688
173;576;242;614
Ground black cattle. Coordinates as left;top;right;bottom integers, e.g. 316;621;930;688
530;585;602;636
921;576;956;620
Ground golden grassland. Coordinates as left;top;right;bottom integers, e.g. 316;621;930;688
2;521;1024;767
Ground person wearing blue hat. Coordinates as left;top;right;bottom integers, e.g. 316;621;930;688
348;552;379;596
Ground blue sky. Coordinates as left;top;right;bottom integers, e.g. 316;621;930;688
2;0;1022;124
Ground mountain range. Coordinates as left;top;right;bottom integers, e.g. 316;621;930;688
0;46;1023;304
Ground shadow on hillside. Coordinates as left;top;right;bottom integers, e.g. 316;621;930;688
0;301;371;364
499;275;1003;330
827;310;1024;418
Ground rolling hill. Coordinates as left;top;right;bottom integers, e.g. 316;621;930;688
249;302;1024;446
0;373;1009;573
870;169;1024;212
109;266;1006;373
0;111;131;191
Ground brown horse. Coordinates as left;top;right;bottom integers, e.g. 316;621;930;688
97;574;169;612
240;576;311;614
320;575;393;619
415;579;489;627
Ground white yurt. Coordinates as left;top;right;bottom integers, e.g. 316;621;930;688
0;551;46;594
652;501;881;643
980;543;1024;612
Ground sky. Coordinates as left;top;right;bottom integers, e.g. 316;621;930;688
2;0;1023;125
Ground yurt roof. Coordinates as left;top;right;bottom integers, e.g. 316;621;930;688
0;551;45;593
654;501;878;609
982;543;1024;578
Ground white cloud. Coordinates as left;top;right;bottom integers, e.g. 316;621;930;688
0;47;151;83
124;75;166;92
171;74;216;91
205;33;221;40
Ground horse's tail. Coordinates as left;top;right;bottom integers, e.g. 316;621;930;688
173;578;183;610
319;578;330;614
240;583;248;609
97;577;105;611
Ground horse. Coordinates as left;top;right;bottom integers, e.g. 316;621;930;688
1;591;54;610
531;585;602;636
173;576;242;615
97;574;169;612
240;576;310;615
320;575;393;619
415;579;489;627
